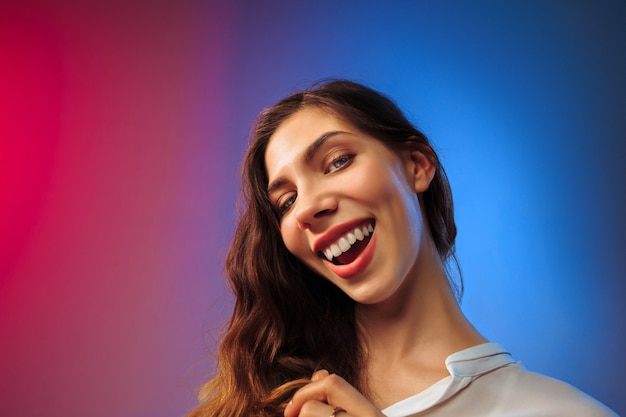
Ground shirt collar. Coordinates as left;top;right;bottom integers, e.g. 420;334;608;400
446;342;514;377
382;342;515;416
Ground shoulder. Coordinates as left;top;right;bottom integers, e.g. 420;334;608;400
469;361;618;417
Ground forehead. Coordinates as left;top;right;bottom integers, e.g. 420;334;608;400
264;107;357;177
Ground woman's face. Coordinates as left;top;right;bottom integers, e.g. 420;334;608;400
264;107;434;305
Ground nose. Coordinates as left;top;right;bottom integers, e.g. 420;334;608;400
294;189;337;230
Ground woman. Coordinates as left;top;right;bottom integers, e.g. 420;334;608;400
189;80;617;417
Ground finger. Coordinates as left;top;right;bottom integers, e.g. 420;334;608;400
311;369;330;382
287;400;353;417
284;374;382;417
328;406;350;417
294;400;350;417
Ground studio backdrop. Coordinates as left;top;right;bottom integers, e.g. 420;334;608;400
1;1;624;416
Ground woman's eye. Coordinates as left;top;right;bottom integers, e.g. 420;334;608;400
325;154;354;174
278;194;296;215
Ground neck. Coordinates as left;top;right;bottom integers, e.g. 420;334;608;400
355;239;486;408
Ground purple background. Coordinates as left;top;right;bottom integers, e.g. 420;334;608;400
1;1;624;416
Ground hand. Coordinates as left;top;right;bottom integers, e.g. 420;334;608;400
284;370;385;417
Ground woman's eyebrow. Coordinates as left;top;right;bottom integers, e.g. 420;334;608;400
267;130;349;194
303;130;347;163
267;178;286;195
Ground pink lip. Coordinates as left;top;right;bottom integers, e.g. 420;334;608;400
312;218;374;254
327;231;376;279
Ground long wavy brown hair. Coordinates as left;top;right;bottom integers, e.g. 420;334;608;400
187;80;460;417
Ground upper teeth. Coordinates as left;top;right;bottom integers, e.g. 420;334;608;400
323;223;374;261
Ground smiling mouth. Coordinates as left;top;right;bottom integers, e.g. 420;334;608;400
318;222;374;265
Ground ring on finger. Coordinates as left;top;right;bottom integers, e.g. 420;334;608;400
330;406;346;417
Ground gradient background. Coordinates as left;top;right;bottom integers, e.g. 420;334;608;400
1;1;625;416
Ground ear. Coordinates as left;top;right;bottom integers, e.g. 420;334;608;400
406;148;436;193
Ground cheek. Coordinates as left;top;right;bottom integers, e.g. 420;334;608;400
369;164;424;234
280;218;303;255
358;166;411;204
280;218;323;273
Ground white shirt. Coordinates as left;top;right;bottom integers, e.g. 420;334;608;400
382;343;618;417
